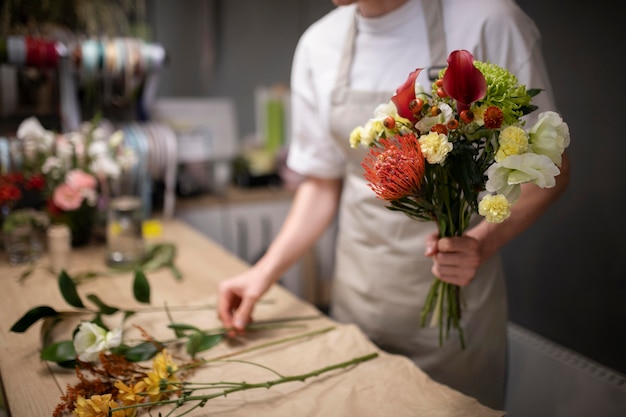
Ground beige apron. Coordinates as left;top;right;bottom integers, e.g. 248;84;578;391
327;0;507;409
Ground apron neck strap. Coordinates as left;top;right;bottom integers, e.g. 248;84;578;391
335;11;358;90
335;0;447;89
423;0;447;66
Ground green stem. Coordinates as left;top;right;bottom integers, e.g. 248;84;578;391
112;352;378;414
178;326;336;373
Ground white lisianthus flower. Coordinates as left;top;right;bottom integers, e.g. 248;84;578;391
495;126;528;162
65;132;86;158
88;140;108;158
91;124;115;142
16;116;55;149
478;194;511;223
415;103;453;134
90;155;121;179
55;137;75;162
373;101;398;119
73;322;123;362
418;131;453;164
486;153;560;202
528;111;570;166
41;156;67;182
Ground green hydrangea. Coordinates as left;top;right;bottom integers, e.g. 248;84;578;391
474;61;533;125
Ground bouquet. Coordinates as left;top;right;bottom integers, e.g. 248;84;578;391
349;50;569;347
12;116;136;245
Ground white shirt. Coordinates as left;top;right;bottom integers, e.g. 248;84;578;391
287;0;556;178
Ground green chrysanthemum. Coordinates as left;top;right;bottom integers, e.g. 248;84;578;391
473;61;533;125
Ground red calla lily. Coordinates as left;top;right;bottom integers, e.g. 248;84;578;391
391;68;423;122
442;50;487;112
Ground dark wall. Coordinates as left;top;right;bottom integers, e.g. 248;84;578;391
505;0;625;373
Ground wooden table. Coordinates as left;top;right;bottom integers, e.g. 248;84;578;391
0;219;503;417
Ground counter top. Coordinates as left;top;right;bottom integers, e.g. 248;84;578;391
174;185;294;211
0;219;503;417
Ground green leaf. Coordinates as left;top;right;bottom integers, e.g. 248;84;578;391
168;322;198;339
141;243;176;271
186;332;224;357
59;270;85;308
123;310;137;320
186;332;202;357
133;270;150;304
40;340;76;363
123;342;160;362
168;323;201;332
195;333;224;352
55;359;79;369
86;294;119;315
10;306;59;333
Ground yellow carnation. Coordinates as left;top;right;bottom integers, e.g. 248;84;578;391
478;194;511;223
495;126;528;162
418;131;452;164
349;126;363;148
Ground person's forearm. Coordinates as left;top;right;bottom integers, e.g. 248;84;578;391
254;176;342;284
468;152;571;262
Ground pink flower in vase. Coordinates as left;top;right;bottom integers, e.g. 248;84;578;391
52;170;98;211
52;183;84;211
66;169;97;190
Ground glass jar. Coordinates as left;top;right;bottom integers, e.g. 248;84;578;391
105;196;145;268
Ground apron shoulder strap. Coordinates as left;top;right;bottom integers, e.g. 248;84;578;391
423;0;447;80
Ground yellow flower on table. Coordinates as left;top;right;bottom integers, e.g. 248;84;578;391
143;349;180;401
114;380;147;417
73;394;125;417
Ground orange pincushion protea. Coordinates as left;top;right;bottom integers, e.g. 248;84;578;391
362;133;425;201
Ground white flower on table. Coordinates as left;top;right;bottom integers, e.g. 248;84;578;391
73;321;122;362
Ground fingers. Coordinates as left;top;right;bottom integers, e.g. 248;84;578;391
217;283;239;329
424;232;440;257
232;296;256;331
217;277;262;336
429;236;481;286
